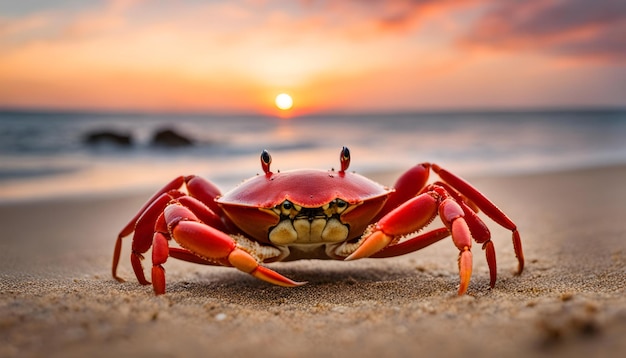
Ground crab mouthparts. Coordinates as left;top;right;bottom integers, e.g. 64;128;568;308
295;208;327;222
268;200;351;245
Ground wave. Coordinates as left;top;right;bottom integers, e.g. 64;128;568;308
1;108;625;201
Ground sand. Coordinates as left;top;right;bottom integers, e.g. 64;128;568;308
1;165;625;358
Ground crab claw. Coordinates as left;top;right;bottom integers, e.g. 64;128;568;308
346;193;439;261
227;248;306;287
345;231;393;261
167;204;305;289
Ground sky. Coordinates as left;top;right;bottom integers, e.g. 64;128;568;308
0;0;625;115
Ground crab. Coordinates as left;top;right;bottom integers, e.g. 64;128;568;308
112;147;524;295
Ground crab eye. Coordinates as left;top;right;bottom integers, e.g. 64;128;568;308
261;150;272;174
332;199;348;214
282;201;293;210
339;146;350;173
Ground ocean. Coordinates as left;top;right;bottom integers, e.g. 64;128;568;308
1;109;625;202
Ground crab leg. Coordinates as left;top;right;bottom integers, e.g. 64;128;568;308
113;189;185;283
438;198;473;295
176;195;227;232
151;231;170;294
346;190;476;295
374;163;430;221
372;163;498;285
423;181;497;287
117;176;185;239
113;175;186;283
185;175;223;216
150;203;304;295
432;164;524;274
113;175;225;285
371;227;450;258
152;215;231;294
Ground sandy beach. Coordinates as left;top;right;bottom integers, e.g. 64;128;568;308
1;165;625;358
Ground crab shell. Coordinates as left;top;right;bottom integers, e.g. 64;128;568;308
216;169;391;245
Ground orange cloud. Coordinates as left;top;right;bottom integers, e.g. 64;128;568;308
0;0;624;113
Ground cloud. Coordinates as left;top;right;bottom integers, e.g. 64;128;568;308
300;0;480;33
0;0;624;112
460;0;626;62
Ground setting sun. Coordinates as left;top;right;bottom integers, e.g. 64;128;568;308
275;93;293;111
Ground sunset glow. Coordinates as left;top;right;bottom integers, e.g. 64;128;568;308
0;1;624;114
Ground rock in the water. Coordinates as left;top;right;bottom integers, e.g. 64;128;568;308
83;130;132;146
151;128;194;147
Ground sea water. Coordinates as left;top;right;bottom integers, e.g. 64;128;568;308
1;109;625;202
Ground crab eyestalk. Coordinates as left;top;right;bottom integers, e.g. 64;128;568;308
339;146;350;174
261;149;272;174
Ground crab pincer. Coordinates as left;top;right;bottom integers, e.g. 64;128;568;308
150;203;304;294
346;191;475;295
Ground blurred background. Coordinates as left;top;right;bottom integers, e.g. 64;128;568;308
1;0;625;202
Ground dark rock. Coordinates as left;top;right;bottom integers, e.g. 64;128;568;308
83;130;132;146
151;128;194;147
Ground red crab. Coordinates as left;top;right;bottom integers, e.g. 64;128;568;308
113;147;524;295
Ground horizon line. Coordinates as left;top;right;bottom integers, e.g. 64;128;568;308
1;104;625;118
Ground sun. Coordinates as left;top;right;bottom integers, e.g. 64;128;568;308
275;93;293;111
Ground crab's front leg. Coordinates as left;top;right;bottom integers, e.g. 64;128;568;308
151;203;304;295
346;189;474;295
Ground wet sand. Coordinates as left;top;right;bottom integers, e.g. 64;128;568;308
1;165;625;357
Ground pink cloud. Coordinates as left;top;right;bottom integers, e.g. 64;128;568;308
460;0;626;63
299;0;481;33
